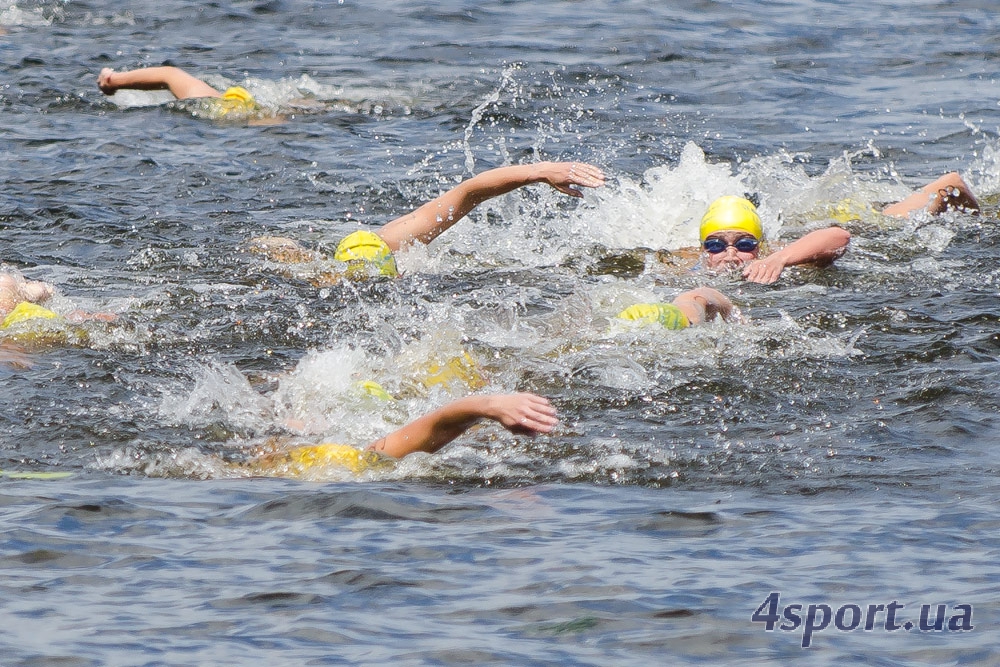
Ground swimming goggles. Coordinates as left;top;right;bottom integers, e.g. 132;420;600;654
702;237;760;254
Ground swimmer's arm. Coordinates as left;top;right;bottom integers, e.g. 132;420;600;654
376;162;605;252
882;172;980;218
98;66;220;99
672;287;734;325
742;226;850;284
366;393;558;459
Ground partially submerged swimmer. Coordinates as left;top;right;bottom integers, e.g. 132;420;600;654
249;161;606;284
616;287;735;330
697;195;851;285
98;66;265;121
244;392;558;477
656;172;982;285
0;270;116;347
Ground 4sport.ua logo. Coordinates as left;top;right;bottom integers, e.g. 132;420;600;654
752;591;974;648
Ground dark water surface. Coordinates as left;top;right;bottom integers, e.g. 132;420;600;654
2;0;999;664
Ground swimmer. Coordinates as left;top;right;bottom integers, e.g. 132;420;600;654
247;392;558;476
696;195;851;285
698;170;985;283
98;65;261;119
0;270;116;334
616;287;735;330
249;160;606;282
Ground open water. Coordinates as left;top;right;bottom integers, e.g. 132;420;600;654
1;1;999;664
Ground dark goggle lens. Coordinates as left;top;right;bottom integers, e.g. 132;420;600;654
703;238;759;254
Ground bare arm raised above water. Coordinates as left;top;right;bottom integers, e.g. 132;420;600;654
98;66;221;100
376;162;605;252
882;172;980;218
366;393;558;459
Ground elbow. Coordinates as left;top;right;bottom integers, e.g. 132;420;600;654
832;226;851;250
817;226;851;253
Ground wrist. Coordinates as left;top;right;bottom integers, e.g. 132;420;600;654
525;162;551;184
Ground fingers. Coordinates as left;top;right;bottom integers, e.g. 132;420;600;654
497;393;559;435
742;260;781;284
564;162;606;188
519;397;559;433
547;162;606;197
98;68;116;94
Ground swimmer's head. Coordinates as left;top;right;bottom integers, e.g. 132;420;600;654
334;231;399;279
699;195;763;242
699;196;763;270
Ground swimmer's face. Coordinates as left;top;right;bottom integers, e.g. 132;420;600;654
702;230;761;270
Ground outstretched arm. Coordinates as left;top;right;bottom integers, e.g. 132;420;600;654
98;66;221;99
366;393;558;459
376;162;605;252
882;172;980;218
742;226;850;284
671;287;735;325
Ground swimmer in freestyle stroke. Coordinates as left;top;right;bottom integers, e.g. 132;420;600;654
248;161;606;283
246;392;558;476
98;65;262;119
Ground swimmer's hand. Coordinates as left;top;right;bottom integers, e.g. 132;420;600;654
534;161;606;198
485;393;559;436
97;68;118;95
742;255;786;284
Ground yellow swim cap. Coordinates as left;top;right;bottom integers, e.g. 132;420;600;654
355;380;395;402
616;303;690;330
1;302;60;329
828;198;876;224
334;230;399;278
221;86;256;106
287;443;393;475
419;351;486;391
284;443;369;474
204;86;260;120
699;195;763;242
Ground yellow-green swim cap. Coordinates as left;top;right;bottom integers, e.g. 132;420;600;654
334;231;399;278
616;303;690;330
282;443;389;475
699;195;763;242
1;302;60;329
